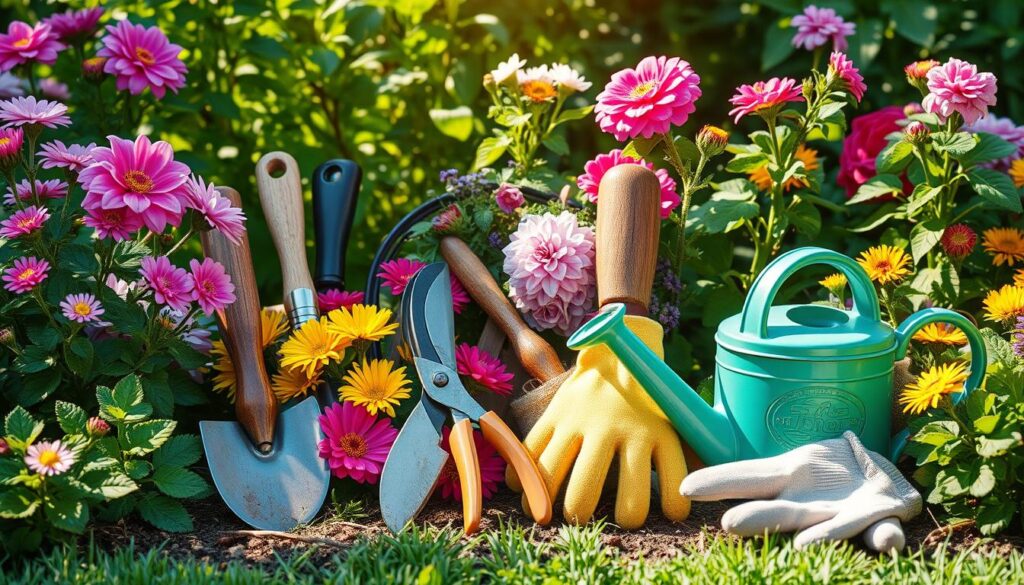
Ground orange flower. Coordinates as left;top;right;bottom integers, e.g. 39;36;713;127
749;145;819;192
1010;159;1024;189
982;227;1024;267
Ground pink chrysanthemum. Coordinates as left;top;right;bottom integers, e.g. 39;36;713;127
60;293;105;324
577;149;680;219
922;58;998;125
97;20;187;100
318;289;365;312
2;256;49;294
378;258;427;296
791;5;856;52
449;274;470;315
38;140;95;172
317;401;397;484
24;440;74;476
189;258;236;316
83;206;144;241
436;426;505;501
594;56;702;141
183;175;246;245
4;178;68;205
0;205;49;239
78;135;191;233
964;114;1024;170
45;7;104;42
455;343;514;396
728;77;805;123
0;21;64;72
0;96;70;128
39;78;70;101
140;255;193;313
0;126;23;166
503;211;596;335
495;184;525;214
828;52;865;103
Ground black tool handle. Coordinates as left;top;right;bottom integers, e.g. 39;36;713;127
312;159;362;292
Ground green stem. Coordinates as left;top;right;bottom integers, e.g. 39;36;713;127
164;227;194;258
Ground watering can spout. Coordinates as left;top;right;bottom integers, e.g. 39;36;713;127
567;304;737;466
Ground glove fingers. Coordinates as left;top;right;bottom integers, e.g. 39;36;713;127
652;438;690;522
534;431;582;509
508;421;555;493
793;508;889;549
722;500;834;537
562;438;616;525
680;455;790;501
862;517;905;552
614;444;652;530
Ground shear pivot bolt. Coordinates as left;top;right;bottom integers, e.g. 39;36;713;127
432;373;449;387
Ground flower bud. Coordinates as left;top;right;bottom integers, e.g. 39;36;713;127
696;125;729;157
904;60;937;92
0;327;16;351
431;204;463;234
904;121;930;145
903;102;924;117
86;416;111;437
0;127;23;172
801;77;815;102
0;438;9;455
482;73;497;92
82;57;108;82
940;224;977;259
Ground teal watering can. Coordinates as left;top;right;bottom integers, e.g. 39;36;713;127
568;247;987;465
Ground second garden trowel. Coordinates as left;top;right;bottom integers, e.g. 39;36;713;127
199;186;330;531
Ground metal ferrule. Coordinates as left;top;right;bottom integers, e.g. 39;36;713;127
287;287;320;328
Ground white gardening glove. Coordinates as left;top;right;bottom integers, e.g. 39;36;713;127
680;431;921;552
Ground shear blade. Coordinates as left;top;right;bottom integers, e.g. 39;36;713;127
404;263;457;370
379;401;448;532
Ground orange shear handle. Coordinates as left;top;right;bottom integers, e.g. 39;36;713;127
449;419;482;534
479;411;553;525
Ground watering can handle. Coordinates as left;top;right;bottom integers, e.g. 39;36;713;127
888;308;987;460
740;247;880;337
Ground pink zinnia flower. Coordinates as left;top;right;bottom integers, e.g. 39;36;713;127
791;5;856;52
78;135;191;233
455;343;514;396
0;96;70;128
0;205;49;239
98;20;187;100
38;140;95;172
964;114;1024;170
728;77;805;123
828;51;865;103
83;206;144;241
60;293;105;323
495;184;525;214
45;7;104;42
450;274;470;315
0;21;64;72
39;78;70;101
4;178;67;205
922;58;998;125
941;224;977;259
318;289;365;312
183;175;246;245
577;149;680;219
189;257;236;316
317;401;397;484
2;256;49;294
139;255;193;313
436;426;504;501
595;55;702;141
24;440;74;476
378;257;427;296
0;126;23;167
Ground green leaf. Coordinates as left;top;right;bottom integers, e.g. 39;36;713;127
137;495;193;532
554;105;593;125
887;0;937;46
15;344;56;374
931;131;977;156
125;460;153;480
120;420;176;456
912;420;959;446
960;132;1018;167
65;337;94;379
726;151;769;173
113;375;145;409
848;174;903;204
906;184;942;217
152;467;208;498
153;435;203;469
429;106;474;141
787;199;822;238
244;35;289;60
0;487;40;519
981;328;1017;365
976;499;1016;535
141;371;174;418
4;406;43;449
973;414;1000;435
45;498;89;534
58;243;99;276
875;140;914;174
98;376;152;423
471;136;509;170
761;19;796;71
686;199;760;234
25;325;61;351
621;135;662;161
542;133;569;156
910;219;945;264
309;48;341;76
472;207;493;232
55;401;88;435
673;136;701;163
166;340;208;371
15;369;61;407
967;168;1023;212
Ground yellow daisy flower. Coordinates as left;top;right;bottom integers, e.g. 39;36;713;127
982;227;1024;267
1014;268;1024;288
899;361;968;415
1010;159;1024;189
983;285;1024;323
279;318;351;378
912;323;967;346
857;245;912;285
325;304;398;343
271;365;321;403
749;145;820;192
209;339;236;402
339;358;412;417
819;273;848;294
261;308;289;348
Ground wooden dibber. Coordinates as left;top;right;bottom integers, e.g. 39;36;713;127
200;187;278;454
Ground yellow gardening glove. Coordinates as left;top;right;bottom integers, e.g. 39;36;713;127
507;315;689;529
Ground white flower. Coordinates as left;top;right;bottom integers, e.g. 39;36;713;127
517;64;552;85
550;64;592;93
490;53;526;85
0;72;24;99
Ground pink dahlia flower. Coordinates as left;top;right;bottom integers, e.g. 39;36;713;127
829;52;865;103
0;96;70;128
502;211;596;335
45;7;104;42
38;140;95;172
140;255;193;313
837;106;908;198
39;78;70;101
83;206;144;241
0;205;49;239
494;184;525;214
0;21;64;72
2;256;49;294
60;293;105;324
183;175;246;244
964;114;1024;170
98;20;187;100
595;56;702;141
455;342;514;396
728;77;804;123
0;126;23;165
577;149;680;219
378;257;427;296
4;178;67;204
189;257;236;316
791;5;856;52
437;426;504;501
317;401;397;484
922;58;997;125
318;289;365;312
78;134;191;233
24;439;74;476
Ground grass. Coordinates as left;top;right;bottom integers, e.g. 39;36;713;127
1;521;1022;584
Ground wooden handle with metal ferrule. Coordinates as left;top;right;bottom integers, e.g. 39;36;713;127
479;411;552;525
200;187;278;454
439;237;565;382
595;164;662;313
449;419;482;534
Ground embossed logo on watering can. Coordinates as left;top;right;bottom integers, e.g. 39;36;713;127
766;387;866;449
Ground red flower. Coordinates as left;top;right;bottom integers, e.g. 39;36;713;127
837;106;909;198
941;224;977;259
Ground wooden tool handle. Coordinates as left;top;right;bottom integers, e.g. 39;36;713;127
449;419;482;535
595;164;662;313
201;187;278;453
439;237;565;382
256;152;316;305
479;411;552;525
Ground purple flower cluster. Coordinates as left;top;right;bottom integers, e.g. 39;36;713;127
1014;316;1024;358
439;168;490;199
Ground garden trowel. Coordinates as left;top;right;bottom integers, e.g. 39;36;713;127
199;186;330;531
